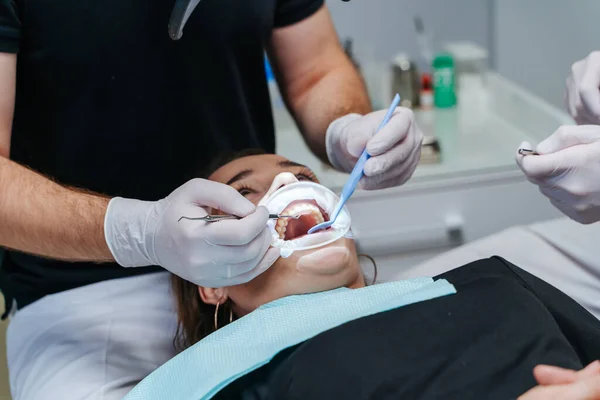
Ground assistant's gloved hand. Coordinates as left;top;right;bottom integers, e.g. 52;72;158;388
104;178;279;287
516;125;600;224
326;108;424;190
566;51;600;125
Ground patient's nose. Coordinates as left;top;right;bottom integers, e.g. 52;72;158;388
258;172;298;205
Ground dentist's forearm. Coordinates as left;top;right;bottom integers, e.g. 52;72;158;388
0;156;114;262
289;63;371;163
267;6;371;164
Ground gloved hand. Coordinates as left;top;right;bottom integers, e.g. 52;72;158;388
516;125;600;224
566;51;600;125
326;108;424;190
104;178;280;287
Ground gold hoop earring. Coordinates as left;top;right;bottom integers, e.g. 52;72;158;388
214;301;220;331
214;301;234;331
358;253;378;285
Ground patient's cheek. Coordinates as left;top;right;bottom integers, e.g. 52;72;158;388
296;246;351;274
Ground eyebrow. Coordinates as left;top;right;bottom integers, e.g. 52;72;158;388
226;169;254;185
278;160;308;169
225;161;309;186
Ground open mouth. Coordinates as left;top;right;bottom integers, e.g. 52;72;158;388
276;199;330;240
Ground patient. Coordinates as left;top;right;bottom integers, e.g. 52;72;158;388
169;149;600;399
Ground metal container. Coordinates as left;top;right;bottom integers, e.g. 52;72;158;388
391;53;420;108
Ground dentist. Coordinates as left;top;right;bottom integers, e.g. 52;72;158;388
517;51;600;224
0;1;423;399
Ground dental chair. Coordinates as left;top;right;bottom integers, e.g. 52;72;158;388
389;217;600;320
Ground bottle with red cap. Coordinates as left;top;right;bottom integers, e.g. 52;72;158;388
420;73;433;110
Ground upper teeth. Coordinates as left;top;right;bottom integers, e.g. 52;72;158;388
275;203;325;239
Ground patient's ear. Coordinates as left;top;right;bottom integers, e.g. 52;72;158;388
198;287;229;305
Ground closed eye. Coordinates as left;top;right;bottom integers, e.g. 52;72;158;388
236;185;255;197
295;168;318;183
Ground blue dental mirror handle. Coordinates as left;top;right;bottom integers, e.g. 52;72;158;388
308;94;401;234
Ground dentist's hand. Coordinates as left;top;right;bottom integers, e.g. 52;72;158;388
516;125;600;224
566;51;600;125
104;179;279;287
326;108;424;190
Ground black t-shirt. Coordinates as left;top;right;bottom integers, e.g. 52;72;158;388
0;0;324;313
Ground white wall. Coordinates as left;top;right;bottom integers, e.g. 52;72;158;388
327;0;491;71
330;0;600;110
493;0;600;109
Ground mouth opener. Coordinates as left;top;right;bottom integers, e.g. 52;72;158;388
178;214;300;223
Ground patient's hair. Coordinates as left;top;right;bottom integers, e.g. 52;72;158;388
198;148;268;180
171;277;233;351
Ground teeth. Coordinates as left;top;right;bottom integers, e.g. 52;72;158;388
274;202;325;240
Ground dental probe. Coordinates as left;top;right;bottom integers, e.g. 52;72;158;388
307;93;402;235
178;214;300;223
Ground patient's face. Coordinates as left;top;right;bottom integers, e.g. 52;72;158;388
200;154;365;316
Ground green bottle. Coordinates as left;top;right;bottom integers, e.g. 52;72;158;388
432;52;457;108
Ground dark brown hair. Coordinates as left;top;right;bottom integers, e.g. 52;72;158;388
197;148;268;180
171;274;235;351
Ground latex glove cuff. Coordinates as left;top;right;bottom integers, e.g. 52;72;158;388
104;197;160;268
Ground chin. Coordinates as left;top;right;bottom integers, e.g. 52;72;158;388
273;238;363;291
230;239;363;315
229;239;364;316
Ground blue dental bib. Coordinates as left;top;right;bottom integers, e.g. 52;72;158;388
125;278;456;400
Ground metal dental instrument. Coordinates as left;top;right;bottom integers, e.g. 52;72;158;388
518;148;540;156
169;0;352;40
307;93;402;235
178;214;300;223
168;0;202;40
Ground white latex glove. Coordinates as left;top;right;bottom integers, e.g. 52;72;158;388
566;51;600;125
104;178;280;287
516;125;600;224
326;108;424;190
